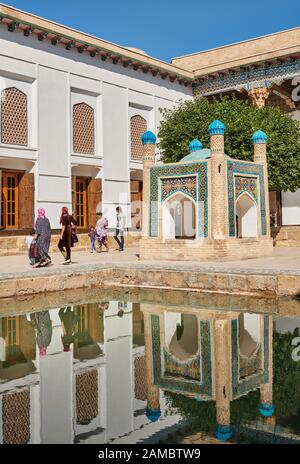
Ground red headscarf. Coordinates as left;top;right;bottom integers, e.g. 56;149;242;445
60;206;69;224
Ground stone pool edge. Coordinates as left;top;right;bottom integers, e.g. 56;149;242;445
0;263;300;298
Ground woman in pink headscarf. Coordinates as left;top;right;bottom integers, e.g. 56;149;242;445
33;207;52;267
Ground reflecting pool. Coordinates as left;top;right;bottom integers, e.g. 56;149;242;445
0;288;300;444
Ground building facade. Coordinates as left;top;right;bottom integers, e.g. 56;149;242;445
0;4;299;252
0;4;193;251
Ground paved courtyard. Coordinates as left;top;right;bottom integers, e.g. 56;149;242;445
0;246;300;279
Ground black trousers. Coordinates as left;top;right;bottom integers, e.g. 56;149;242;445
58;239;71;260
114;229;124;250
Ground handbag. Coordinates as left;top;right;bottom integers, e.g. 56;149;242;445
71;228;79;244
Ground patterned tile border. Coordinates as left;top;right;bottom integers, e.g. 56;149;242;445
193;59;300;96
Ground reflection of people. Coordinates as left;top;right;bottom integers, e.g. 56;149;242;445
98;302;109;312
96;212;109;252
30;311;53;358
59;307;79;351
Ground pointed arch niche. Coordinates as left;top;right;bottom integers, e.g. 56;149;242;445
161;191;196;239
235;192;258;238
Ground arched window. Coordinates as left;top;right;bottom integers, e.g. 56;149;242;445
130;115;147;160
76;369;98;425
73;103;95;154
165;313;198;361
1;87;28;145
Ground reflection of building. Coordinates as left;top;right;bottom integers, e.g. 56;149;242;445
0;315;38;444
0;301;181;444
142;304;274;441
140;123;273;261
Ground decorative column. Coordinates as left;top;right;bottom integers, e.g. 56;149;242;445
252;130;271;237
248;87;270;108
259;316;275;422
143;308;161;422
141;131;157;238
214;319;233;442
209;120;227;240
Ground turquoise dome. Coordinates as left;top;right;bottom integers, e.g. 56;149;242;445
252;130;268;144
188;139;203;152
181;148;211;162
208;119;225;135
181;148;231;162
141;130;157;145
146;408;161;422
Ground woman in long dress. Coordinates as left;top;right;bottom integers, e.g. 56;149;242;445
30;311;52;358
58;206;77;264
34;208;51;267
95;212;109;252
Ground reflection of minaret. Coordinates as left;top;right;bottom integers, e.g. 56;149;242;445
144;309;161;422
214;318;233;441
259;315;275;424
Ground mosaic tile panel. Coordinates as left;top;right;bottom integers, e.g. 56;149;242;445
150;163;208;238
164;349;201;381
161;176;197;203
231;315;269;398
227;160;267;237
151;315;212;397
234;176;258;202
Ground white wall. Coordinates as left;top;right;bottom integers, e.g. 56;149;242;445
0;25;192;230
282;189;300;225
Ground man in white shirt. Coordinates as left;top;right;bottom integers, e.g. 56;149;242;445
114;206;126;251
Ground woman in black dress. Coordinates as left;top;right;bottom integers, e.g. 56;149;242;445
58;206;77;264
34;208;51;267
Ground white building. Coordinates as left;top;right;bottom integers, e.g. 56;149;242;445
0;3;193;248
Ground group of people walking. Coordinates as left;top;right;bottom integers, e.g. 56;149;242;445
26;206;126;268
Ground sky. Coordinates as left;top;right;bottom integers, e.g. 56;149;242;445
2;0;300;62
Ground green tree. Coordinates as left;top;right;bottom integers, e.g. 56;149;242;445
158;97;300;191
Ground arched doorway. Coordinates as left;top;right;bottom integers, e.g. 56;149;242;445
165;313;198;361
235;192;258;238
162;192;196;239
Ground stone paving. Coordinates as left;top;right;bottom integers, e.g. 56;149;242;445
0;246;300;281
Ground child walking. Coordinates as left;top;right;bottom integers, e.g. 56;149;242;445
88;226;97;253
25;228;38;265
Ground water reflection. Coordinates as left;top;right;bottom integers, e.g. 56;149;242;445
0;291;299;444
